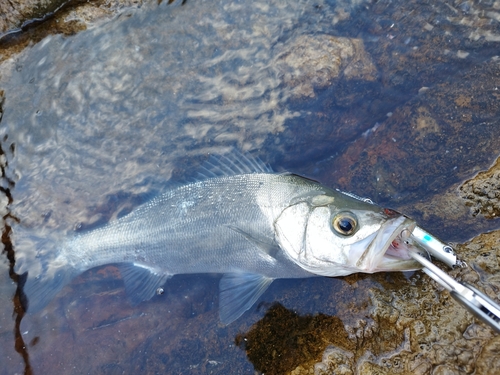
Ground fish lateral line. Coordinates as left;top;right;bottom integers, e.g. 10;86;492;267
17;150;436;323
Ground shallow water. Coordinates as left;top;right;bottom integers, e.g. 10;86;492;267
1;0;500;373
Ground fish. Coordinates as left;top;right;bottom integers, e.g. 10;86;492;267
20;151;427;324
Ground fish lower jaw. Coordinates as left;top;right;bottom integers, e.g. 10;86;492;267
373;256;422;272
357;232;421;273
367;241;422;272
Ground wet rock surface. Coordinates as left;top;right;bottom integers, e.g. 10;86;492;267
0;0;68;35
238;229;500;375
0;0;144;37
235;304;353;375
7;232;500;375
285;0;500;242
1;0;500;374
314;58;500;241
0;0;146;68
459;156;500;219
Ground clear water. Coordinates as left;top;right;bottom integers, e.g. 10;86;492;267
1;0;500;373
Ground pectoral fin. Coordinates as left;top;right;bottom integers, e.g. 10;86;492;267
118;263;171;305
226;225;279;260
219;272;274;324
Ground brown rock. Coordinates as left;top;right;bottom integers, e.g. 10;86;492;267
275;34;377;98
0;0;67;35
459;156;500;219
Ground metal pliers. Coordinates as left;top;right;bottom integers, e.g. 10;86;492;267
409;226;500;334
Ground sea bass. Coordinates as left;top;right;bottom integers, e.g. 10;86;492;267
21;152;426;324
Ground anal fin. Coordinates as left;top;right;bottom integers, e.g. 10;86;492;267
118;263;171;305
219;272;274;324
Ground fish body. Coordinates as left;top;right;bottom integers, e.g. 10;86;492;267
22;153;424;323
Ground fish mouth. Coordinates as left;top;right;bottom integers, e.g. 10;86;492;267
356;216;424;272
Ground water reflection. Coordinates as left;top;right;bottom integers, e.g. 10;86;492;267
0;133;31;373
1;0;500;373
1;0;376;235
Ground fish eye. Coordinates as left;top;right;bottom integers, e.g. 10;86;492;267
332;212;357;236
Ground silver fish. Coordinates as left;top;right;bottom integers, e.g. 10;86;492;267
21;152;426;324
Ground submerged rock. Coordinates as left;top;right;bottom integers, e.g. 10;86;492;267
315;57;500;242
238;229;500;375
235;304;353;375
275;34;377;98
0;0;378;238
1;0;500;373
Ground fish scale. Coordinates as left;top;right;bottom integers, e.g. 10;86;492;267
20;151;428;324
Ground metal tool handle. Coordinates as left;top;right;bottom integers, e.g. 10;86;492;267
451;284;500;334
409;251;500;334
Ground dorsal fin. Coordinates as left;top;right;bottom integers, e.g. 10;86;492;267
195;150;273;180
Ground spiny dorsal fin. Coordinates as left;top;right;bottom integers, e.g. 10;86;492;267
195;149;273;180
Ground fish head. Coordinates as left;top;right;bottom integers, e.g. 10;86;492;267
274;190;424;277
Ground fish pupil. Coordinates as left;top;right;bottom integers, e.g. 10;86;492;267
339;219;353;232
332;212;358;236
